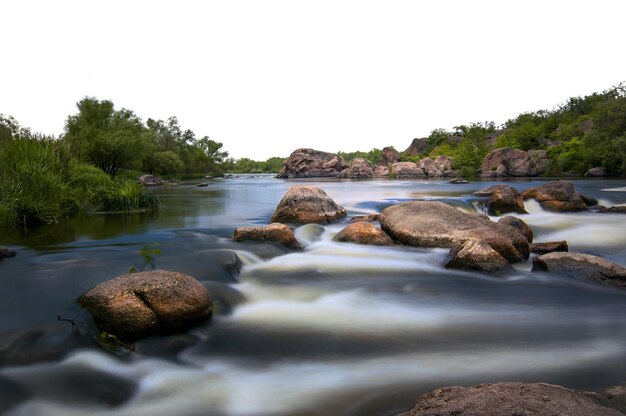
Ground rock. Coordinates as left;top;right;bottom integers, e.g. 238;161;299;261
77;270;213;341
390;162;426;178
579;193;598;207
196;183;209;187
403;138;428;156
473;185;526;215
448;178;469;184
337;158;374;179
380;147;401;165
497;216;533;243
531;241;569;254
402;382;622;416
137;174;163;186
271;186;347;224
434;155;453;171
380;201;529;263
447;240;512;273
0;246;17;259
608;206;626;213
521;180;588;211
585;166;607;177
333;222;394;246
233;223;301;248
480;147;548;177
276;148;347;178
532;252;626;288
350;214;380;222
373;165;390;177
604;383;626;414
416;158;443;177
203;175;213;179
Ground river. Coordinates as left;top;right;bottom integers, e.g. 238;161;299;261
1;176;625;416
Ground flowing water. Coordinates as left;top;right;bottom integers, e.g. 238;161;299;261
0;176;625;416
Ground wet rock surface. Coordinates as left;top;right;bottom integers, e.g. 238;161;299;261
233;223;301;248
401;382;623;416
473;184;526;215
531;240;569;254
532;252;626;288
333;221;394;246
521;180;590;212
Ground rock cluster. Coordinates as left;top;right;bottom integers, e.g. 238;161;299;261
337;158;374;179
276;148;347;178
480;147;548;177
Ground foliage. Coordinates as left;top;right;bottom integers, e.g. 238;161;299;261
222;156;286;173
337;148;382;165
129;244;162;273
400;154;421;163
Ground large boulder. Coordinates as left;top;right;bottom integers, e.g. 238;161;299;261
391;162;426;178
521;180;589;212
416;158;443;177
337;158;374;179
446;240;512;273
528;149;549;174
276;148;347;178
381;147;401;165
532;252;626;288
137;174;163;186
78;270;213;341
380;201;530;264
333;221;393;246
473;185;526;215
271;186;347;224
403;138;428;156
401;382;623;416
497;216;533;243
373;164;390;177
233;223;301;248
0;246;17;259
480;147;548;177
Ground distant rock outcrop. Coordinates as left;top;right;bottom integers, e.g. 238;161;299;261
403;138;428;156
337;158;374;179
137;175;164;186
276;148;347;178
415;156;456;178
380;147;401;165
585;166;607;177
480;147;548;177
390;162;426;178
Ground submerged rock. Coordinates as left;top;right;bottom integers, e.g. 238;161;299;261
448;178;469;184
521;180;590;212
379;201;530;264
233;223;301;248
333;222;394;246
276;148;347;178
271;186;347;225
532;252;626;288
473;184;526;215
78;270;213;341
531;240;569;254
401;382;622;416
0;246;17;259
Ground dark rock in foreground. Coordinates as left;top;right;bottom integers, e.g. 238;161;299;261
521;180;591;212
0;246;17;259
401;382;622;416
333;222;393;246
271;186;347;224
233;223;301;248
473;184;526;216
531;240;569;254
380;201;530;271
532;252;626;288
78;270;213;341
276;148;347;178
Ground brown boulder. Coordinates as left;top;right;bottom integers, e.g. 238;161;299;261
605;383;626;414
521;180;588;211
473;185;526;215
78;270;213;341
416;158;443;177
137;174;163;186
379;201;529;263
532;252;626;288
271;186;347;224
381;147;401;165
585;166;607;177
233;223;301;248
531;240;568;254
391;162;427;178
350;214;380;222
0;246;17;259
497;216;533;243
403;138;428;156
276;148;347;178
480;147;548;177
333;222;393;246
402;382;622;416
446;240;512;273
373;165;390;177
337;158;374;179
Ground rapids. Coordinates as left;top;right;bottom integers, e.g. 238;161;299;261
0;176;625;416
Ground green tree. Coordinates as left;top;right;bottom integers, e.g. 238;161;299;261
64;98;145;177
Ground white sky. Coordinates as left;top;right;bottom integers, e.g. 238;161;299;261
1;0;625;160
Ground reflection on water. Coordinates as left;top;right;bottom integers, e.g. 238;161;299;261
0;176;625;416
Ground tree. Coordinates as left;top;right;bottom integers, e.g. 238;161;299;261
64;98;145;177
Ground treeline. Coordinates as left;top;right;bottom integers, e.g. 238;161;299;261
339;83;626;177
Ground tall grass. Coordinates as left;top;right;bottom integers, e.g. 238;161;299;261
0;136;160;228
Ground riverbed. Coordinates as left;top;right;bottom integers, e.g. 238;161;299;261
1;176;625;416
